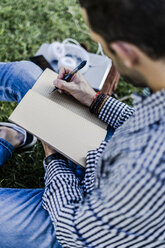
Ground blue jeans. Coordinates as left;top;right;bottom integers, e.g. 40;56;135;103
0;61;114;248
0;61;61;248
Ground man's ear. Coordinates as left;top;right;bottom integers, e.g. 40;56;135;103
110;42;140;68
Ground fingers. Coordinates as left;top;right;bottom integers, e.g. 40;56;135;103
54;66;73;94
58;67;72;80
54;79;72;93
56;66;84;85
57;89;63;94
53;66;87;97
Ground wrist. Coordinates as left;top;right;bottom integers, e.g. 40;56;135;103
42;142;57;157
45;152;67;165
86;91;97;107
89;93;109;115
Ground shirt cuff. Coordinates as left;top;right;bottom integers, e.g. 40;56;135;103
44;152;67;166
43;153;72;187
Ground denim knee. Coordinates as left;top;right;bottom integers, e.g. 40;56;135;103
0;61;43;103
12;61;43;99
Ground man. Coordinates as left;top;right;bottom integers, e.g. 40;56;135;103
42;0;165;247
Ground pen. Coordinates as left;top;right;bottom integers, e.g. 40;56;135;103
51;60;87;93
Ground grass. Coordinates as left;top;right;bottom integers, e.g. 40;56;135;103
0;0;137;188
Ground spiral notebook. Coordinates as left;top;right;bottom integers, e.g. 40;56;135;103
9;69;107;167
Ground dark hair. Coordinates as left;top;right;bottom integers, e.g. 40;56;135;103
79;0;165;59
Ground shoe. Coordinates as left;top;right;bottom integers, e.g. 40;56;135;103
0;122;37;149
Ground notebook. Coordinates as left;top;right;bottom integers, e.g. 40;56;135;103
9;69;107;167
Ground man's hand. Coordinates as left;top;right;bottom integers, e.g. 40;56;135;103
54;67;96;107
42;142;57;157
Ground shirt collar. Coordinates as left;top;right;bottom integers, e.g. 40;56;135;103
129;89;165;132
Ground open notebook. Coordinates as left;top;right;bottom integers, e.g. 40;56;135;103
9;69;107;167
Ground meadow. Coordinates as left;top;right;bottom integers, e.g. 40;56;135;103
0;0;137;188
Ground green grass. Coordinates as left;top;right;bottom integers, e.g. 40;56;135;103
0;0;137;188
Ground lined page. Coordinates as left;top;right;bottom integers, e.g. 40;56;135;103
32;69;107;130
9;90;106;167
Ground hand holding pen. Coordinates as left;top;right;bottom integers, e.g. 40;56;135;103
51;60;87;93
53;61;96;107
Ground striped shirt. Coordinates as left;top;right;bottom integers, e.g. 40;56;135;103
43;90;165;248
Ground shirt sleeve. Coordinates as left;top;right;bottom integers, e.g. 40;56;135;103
84;141;108;194
98;96;134;128
42;156;84;247
42;150;164;248
42;142;107;248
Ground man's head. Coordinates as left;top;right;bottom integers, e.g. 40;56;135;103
79;0;165;91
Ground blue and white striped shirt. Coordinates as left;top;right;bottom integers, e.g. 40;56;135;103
43;90;165;248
